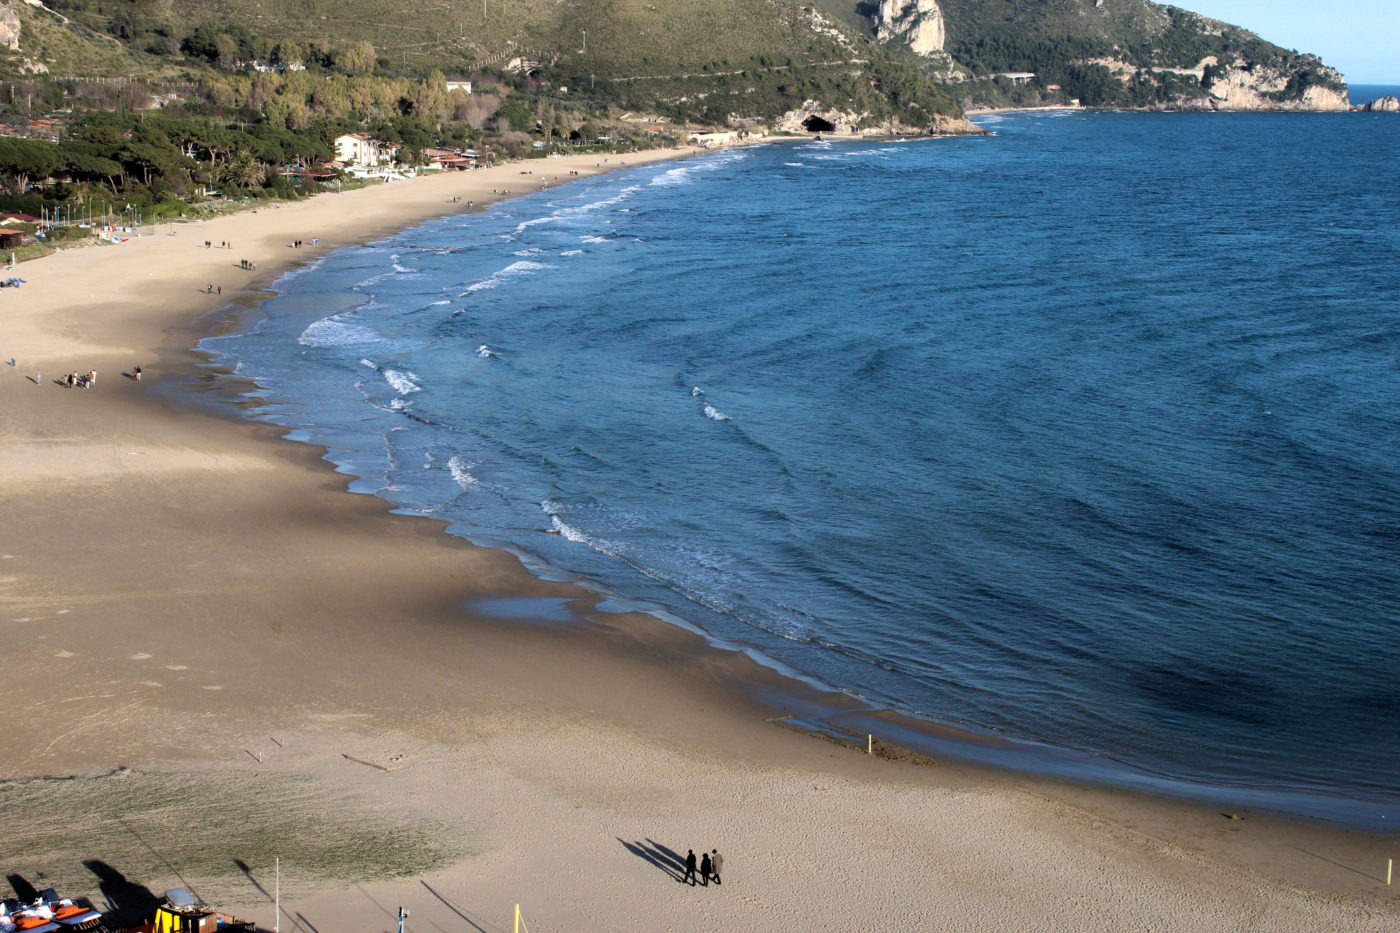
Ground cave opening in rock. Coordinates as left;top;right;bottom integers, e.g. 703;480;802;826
803;116;837;133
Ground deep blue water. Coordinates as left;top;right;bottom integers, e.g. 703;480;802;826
203;110;1400;827
1350;84;1400;106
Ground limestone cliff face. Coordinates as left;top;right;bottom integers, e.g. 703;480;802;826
1198;61;1350;112
1360;95;1399;112
0;1;20;52
875;0;945;56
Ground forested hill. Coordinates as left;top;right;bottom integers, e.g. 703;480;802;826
814;0;1348;111
0;0;1347;245
7;0;1347;120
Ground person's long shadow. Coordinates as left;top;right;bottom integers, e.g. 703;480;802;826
83;859;162;929
6;873;39;903
617;838;688;883
419;881;495;933
232;859;272;902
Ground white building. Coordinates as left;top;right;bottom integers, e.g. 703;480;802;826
333;132;399;167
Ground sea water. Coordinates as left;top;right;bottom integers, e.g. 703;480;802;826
202;109;1400;827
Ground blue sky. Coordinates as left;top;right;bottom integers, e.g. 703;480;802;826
1182;1;1398;84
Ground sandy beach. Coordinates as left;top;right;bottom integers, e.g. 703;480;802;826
1;150;1396;932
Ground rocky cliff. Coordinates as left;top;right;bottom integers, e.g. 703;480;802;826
775;99;980;136
1197;59;1349;112
1359;95;1399;112
0;1;20;51
875;0;945;56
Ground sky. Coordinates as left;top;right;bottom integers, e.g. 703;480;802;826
1180;0;1398;84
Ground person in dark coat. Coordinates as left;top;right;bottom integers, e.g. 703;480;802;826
700;851;712;886
684;849;697;885
711;849;723;885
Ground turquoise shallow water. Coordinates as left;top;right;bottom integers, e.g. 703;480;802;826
203;109;1400;827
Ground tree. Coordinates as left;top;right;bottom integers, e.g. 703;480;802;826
220;149;264;188
337;41;377;77
0;137;63;194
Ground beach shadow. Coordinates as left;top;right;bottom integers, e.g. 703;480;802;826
116;818;200;904
232;859;271;902
1289;846;1385;882
83;859;161;928
617;838;686;883
420;881;496;933
292;912;323;933
6;873;39;902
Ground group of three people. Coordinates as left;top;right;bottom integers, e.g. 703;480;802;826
683;848;723;886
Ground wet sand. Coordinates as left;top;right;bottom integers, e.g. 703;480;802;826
1;152;1396;932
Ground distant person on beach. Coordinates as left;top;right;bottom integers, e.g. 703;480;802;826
711;850;723;885
134;365;141;381
684;849;697;885
700;851;712;886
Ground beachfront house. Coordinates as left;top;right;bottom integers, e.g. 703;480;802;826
421;148;477;171
333;133;399;168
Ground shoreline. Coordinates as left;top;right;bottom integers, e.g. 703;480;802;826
197;144;1395;834
3;153;1398;931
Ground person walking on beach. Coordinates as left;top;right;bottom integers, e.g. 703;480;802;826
699;851;712;887
684;849;697;886
711;849;723;885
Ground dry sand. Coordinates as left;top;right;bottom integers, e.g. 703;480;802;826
1;151;1396;933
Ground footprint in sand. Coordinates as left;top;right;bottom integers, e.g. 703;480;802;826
130;652;152;660
165;664;189;671
139;681;163;688
202;685;223;691
55;650;75;658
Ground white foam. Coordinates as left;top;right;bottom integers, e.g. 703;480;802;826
561;249;584;256
691;386;705;397
298;317;383;348
465;259;550;293
381;369;420;394
649;149;747;188
448;455;480;490
476;344;494;358
359;358;378;370
580;235;610;244
703;403;730;422
513;216;557;234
